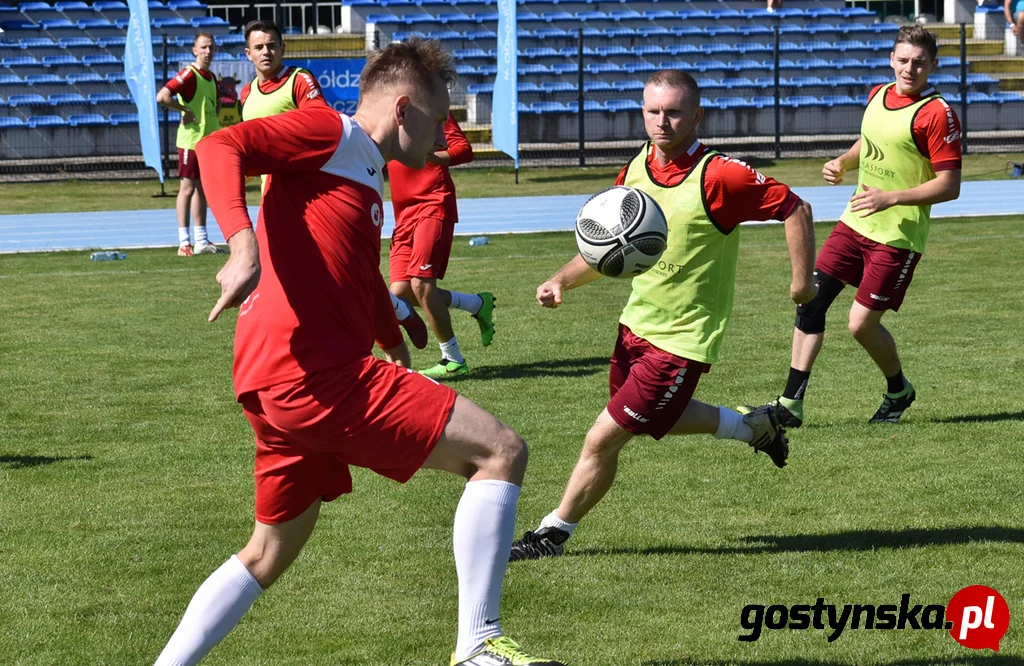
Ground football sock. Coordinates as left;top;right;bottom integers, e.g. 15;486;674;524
177;227;191;246
453;480;520;661
194;225;209;245
715;406;754;442
154;555;264;666
449;291;484;316
391;292;412;321
440;336;465;364
783;368;811;401
539;510;578;537
886;370;907;395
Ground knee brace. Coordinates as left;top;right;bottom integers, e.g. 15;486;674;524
794;270;844;334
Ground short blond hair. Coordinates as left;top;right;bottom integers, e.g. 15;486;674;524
360;38;456;98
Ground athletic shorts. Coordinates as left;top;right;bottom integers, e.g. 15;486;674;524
816;222;922;312
389;216;455;282
240;355;457;525
607;324;710;440
177;147;200;180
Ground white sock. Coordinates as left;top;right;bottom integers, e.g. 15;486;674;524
178;227;190;246
539;510;578;537
194;226;209;245
453;480;521;661
449;291;483;315
715;406;754;442
154;555;264;666
440;336;465;364
391;292;412;321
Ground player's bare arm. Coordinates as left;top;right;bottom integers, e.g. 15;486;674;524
783;199;817;304
210;228;261;322
382;341;412;368
1006;0;1019;33
536;254;601;308
849;169;961;217
823;138;861;185
156;87;196;124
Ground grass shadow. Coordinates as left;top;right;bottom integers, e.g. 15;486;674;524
567;526;1024;559
0;454;93;470
445;356;607;382
644;658;1024;666
929;411;1024;424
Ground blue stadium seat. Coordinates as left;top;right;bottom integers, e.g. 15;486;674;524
738;25;771;37
595;45;628;57
666;44;699;56
0;20;40;32
43;55;80;67
558;46;593;57
466;83;493;95
549;62;577;75
109;112;138;124
728;60;764;72
105;71;125;82
542;81;576;93
169;0;206;8
93;1;129;14
476;64;497;76
657;60;697;71
737;44;770;55
643;10;675;20
523;47;558;59
29;114;69;126
704;26;736;38
0;116;28;127
153;17;188;28
59;37;96;49
530;101;568;113
97;36;126;47
824;75;858;86
453;48;488;59
604;26;635;38
9;93;49;106
454;64;475;75
465;29;496;40
88;91;127;103
215;33;245;46
582;80;613;92
751;96;776;107
830;59;862;70
740;8;774;19
990;91;1024;102
699;44;732;55
0;74;25;85
622;61;656;74
84;53;120;65
533;27;567;39
605;99;641;112
783;95;822;107
796;58;830;69
540;11;573;22
806;7;839;17
67;71;104;84
68;112;107;125
49;91;87;104
722;77;755;89
857;74;888;86
790;76;823;87
190;17;228;28
42;18;78;31
610;10;643;21
637;26;670;38
715;97;756;109
822;95;858;106
3;56;41;67
519;64;549;75
632;45;665;57
586;62;621;73
367;13;402;24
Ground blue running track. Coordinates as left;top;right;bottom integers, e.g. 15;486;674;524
0;180;1020;253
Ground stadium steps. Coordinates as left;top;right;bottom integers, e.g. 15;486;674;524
967;55;1024;74
938;38;1005;57
996;73;1024;91
927;24;974;39
281;34;364;55
462;126;491;143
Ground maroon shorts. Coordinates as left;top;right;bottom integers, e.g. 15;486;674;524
177;147;200;180
389;216;455;282
240;355;457;525
816;222;922;312
607;325;710;440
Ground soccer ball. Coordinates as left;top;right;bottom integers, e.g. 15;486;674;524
575;186;668;278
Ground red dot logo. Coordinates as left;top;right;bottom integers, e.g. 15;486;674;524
946;585;1010;651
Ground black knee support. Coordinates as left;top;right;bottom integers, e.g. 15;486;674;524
794;270;844;334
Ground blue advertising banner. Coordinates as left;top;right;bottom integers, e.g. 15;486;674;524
493;0;518;168
124;0;163;182
289;58;366;115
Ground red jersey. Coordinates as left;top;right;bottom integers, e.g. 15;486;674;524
195;106;403;398
868;84;962;172
163;65;215;103
238;66;327;112
615;140;802;229
387;112;474;225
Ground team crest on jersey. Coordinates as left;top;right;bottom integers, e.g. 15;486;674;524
371;203;382;227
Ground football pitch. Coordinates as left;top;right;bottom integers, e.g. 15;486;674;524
0;216;1022;665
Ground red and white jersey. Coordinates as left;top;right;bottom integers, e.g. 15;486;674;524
163;64;215;103
868;84;962;172
238;66;327;110
196;105;402;397
615;141;802;229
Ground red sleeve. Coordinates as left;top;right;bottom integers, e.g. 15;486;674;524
912;97;963;172
164;67;196;102
293;68;330;109
195;105;344;240
704;156;801;231
443;113;474;166
373;278;403;350
238;80;252;106
614;163;628;186
867;83;886;104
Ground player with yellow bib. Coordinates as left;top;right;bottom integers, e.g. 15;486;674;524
157;32;223;256
509;70;817;561
751;25;962;428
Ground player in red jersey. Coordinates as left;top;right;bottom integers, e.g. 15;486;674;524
748;26;962;428
157;32;224;256
152;39;565;666
388;112;496;379
237;20;326;120
509;71;817;562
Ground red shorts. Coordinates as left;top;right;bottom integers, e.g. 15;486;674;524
177;147;200;180
816;222;922;312
240;356;457;525
607;325;710;440
389;216;455;282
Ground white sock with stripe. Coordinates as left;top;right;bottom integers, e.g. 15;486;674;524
194;225;209;245
177;227;190;246
449;291;483;315
440;336;465;364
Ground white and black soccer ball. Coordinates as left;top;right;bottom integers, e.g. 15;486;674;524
575;186;668;278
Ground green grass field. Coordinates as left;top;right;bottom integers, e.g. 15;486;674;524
1;215;1022;665
0;152;1020;214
